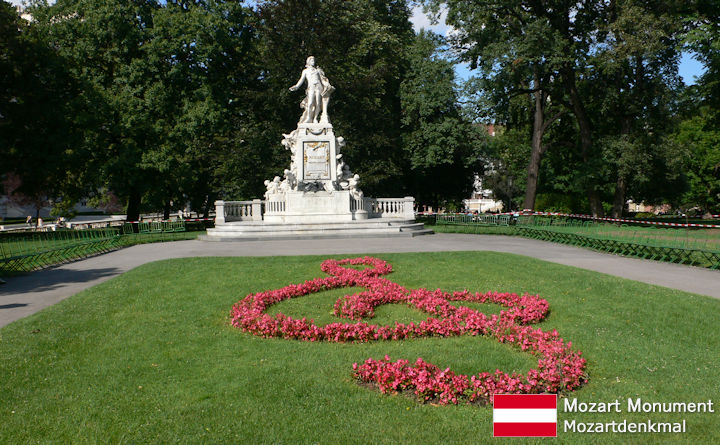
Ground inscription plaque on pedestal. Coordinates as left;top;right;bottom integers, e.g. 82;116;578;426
303;141;330;180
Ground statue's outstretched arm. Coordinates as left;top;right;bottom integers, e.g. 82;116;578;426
289;70;306;91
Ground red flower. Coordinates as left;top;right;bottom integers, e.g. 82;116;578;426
230;257;587;405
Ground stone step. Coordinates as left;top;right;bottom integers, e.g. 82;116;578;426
201;230;432;242
208;220;414;233
396;222;426;231
203;218;432;241
220;217;414;226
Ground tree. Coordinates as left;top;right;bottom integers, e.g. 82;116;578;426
684;2;720;111
428;0;687;216
27;0;256;220
132;0;256;217
424;0;603;212
424;0;565;211
1;173;50;220
590;1;684;216
0;1;86;215
481;128;529;212
673;108;720;213
399;30;482;208
676;2;720;214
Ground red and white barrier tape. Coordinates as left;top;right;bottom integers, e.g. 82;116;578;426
438;211;720;229
529;212;720;228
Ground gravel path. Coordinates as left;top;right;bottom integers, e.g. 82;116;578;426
1;234;718;328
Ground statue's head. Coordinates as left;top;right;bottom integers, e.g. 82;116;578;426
306;56;315;67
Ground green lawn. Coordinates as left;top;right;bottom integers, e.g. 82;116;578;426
434;216;720;251
0;251;718;444
0;229;201;274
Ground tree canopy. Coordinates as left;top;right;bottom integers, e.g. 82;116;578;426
1;0;718;218
422;0;715;215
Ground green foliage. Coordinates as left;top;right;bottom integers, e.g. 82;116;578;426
399;31;483;207
673;108;720;212
534;193;582;214
22;0;256;219
0;2;86;207
479;128;529;211
684;3;720;110
1;0;491;213
427;0;690;216
3;0;718;218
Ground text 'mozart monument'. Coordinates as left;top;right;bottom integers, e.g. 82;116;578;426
205;56;430;240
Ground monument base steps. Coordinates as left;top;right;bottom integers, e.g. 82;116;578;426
202;218;433;241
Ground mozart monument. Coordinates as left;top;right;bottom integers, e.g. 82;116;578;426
205;56;430;240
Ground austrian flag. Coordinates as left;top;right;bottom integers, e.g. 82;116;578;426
493;394;557;437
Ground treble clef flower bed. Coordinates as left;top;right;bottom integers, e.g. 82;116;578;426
230;257;587;405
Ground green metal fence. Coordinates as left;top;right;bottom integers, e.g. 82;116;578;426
0;221;199;274
436;214;720;269
0;228;123;273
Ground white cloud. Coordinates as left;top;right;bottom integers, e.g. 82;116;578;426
409;5;449;36
7;0;56;7
409;5;477;81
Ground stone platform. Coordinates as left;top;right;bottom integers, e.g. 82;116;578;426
202;218;432;241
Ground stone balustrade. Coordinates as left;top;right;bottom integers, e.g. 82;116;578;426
214;200;263;223
215;196;414;224
367;197;415;219
350;197;365;212
264;199;287;214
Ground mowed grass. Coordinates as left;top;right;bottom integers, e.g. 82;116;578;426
0;251;718;444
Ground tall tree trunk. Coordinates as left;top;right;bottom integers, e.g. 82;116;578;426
204;193;216;219
612;112;632;218
563;67;605;217
126;189;141;222
612;176;626;217
523;71;546;211
163;200;171;220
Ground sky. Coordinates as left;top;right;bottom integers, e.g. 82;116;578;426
8;0;706;85
408;5;707;85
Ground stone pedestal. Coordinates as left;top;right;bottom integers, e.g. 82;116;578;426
264;190;357;223
295;123;338;189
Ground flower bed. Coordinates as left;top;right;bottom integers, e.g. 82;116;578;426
230;257;587;405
